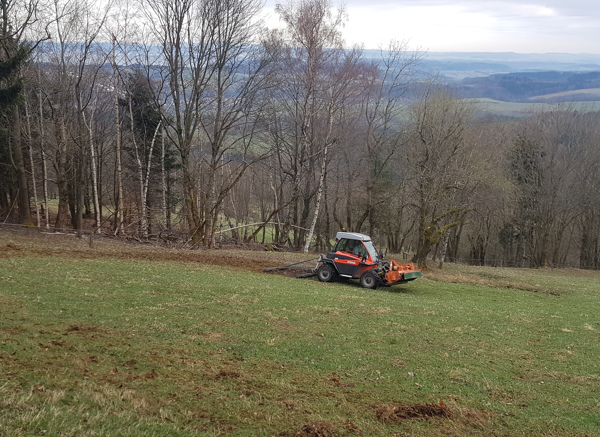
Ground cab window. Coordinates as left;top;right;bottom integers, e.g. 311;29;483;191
364;241;379;262
333;238;348;252
335;238;369;259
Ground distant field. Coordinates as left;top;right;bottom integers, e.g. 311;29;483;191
528;88;600;102
1;229;600;436
469;98;600;117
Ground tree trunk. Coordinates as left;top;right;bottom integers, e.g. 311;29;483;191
160;126;170;230
141;121;160;237
38;83;49;229
83;103;101;232
24;101;39;227
11;105;31;222
54;118;70;230
181;155;202;241
113;36;124;235
304;144;328;253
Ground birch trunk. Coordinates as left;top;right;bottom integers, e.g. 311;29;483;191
160;126;170;230
24;101;40;227
303;144;328;253
304;100;336;253
54;118;70;230
38;79;49;229
141;121;161;237
82;100;101;233
127;93;146;236
113;36;124;235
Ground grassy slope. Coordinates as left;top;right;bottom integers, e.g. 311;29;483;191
469;98;600;117
1;231;599;436
527;88;600;101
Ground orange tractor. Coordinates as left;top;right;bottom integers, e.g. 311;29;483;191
316;232;422;289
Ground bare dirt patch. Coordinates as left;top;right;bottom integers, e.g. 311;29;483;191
375;403;451;423
215;368;242;380
62;324;113;338
293;421;336;437
375;402;496;436
0;228;316;276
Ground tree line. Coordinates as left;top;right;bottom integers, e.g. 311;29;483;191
1;0;599;269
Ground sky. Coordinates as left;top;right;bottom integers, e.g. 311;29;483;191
261;0;600;54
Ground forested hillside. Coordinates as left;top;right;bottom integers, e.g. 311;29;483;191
1;0;599;269
458;71;600;102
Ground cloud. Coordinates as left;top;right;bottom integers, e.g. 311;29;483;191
262;0;600;53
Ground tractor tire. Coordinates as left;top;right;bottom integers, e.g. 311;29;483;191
317;264;336;282
360;271;379;289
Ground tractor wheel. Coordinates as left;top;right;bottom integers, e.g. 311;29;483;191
360;271;379;289
317;264;336;282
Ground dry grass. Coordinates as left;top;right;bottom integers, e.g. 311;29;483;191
424;262;600;296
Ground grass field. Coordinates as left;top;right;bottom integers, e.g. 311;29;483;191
1;229;599;436
469;98;600;118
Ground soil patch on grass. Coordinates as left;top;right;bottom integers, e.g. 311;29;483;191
0;228;315;276
375;402;495;435
375;403;451;422
293;421;336;437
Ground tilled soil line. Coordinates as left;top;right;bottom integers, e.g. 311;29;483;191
0;228;317;276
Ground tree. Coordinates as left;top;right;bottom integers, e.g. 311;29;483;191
458;120;514;266
333;40;421;236
143;0;268;246
405;86;475;268
39;0;112;231
0;0;43;222
268;0;360;250
0;44;30;220
120;68;162;236
503;109;598;267
195;2;272;247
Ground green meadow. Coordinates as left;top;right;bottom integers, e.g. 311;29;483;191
469;98;600;118
1;230;599;436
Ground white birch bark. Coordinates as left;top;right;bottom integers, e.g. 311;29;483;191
160;125;169;229
24;101;40;228
113;35;124;235
38;90;49;229
304;144;328;253
81;97;101;233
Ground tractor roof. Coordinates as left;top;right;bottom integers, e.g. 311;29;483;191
335;231;371;241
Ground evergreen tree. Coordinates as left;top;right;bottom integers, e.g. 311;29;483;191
0;22;31;220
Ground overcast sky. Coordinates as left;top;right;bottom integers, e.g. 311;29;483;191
262;1;600;53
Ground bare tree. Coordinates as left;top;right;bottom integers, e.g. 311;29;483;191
333;40;422;235
504;108;598;267
142;0;269;245
196;2;272;247
406;86;476;268
268;0;357;249
39;0;112;231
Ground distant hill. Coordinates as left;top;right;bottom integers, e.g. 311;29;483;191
390;52;600;104
361;51;600;104
420;52;600;79
456;71;600;102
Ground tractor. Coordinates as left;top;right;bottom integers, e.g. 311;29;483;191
316;231;422;289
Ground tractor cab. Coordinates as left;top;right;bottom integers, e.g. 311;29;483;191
316;231;422;289
325;232;380;278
